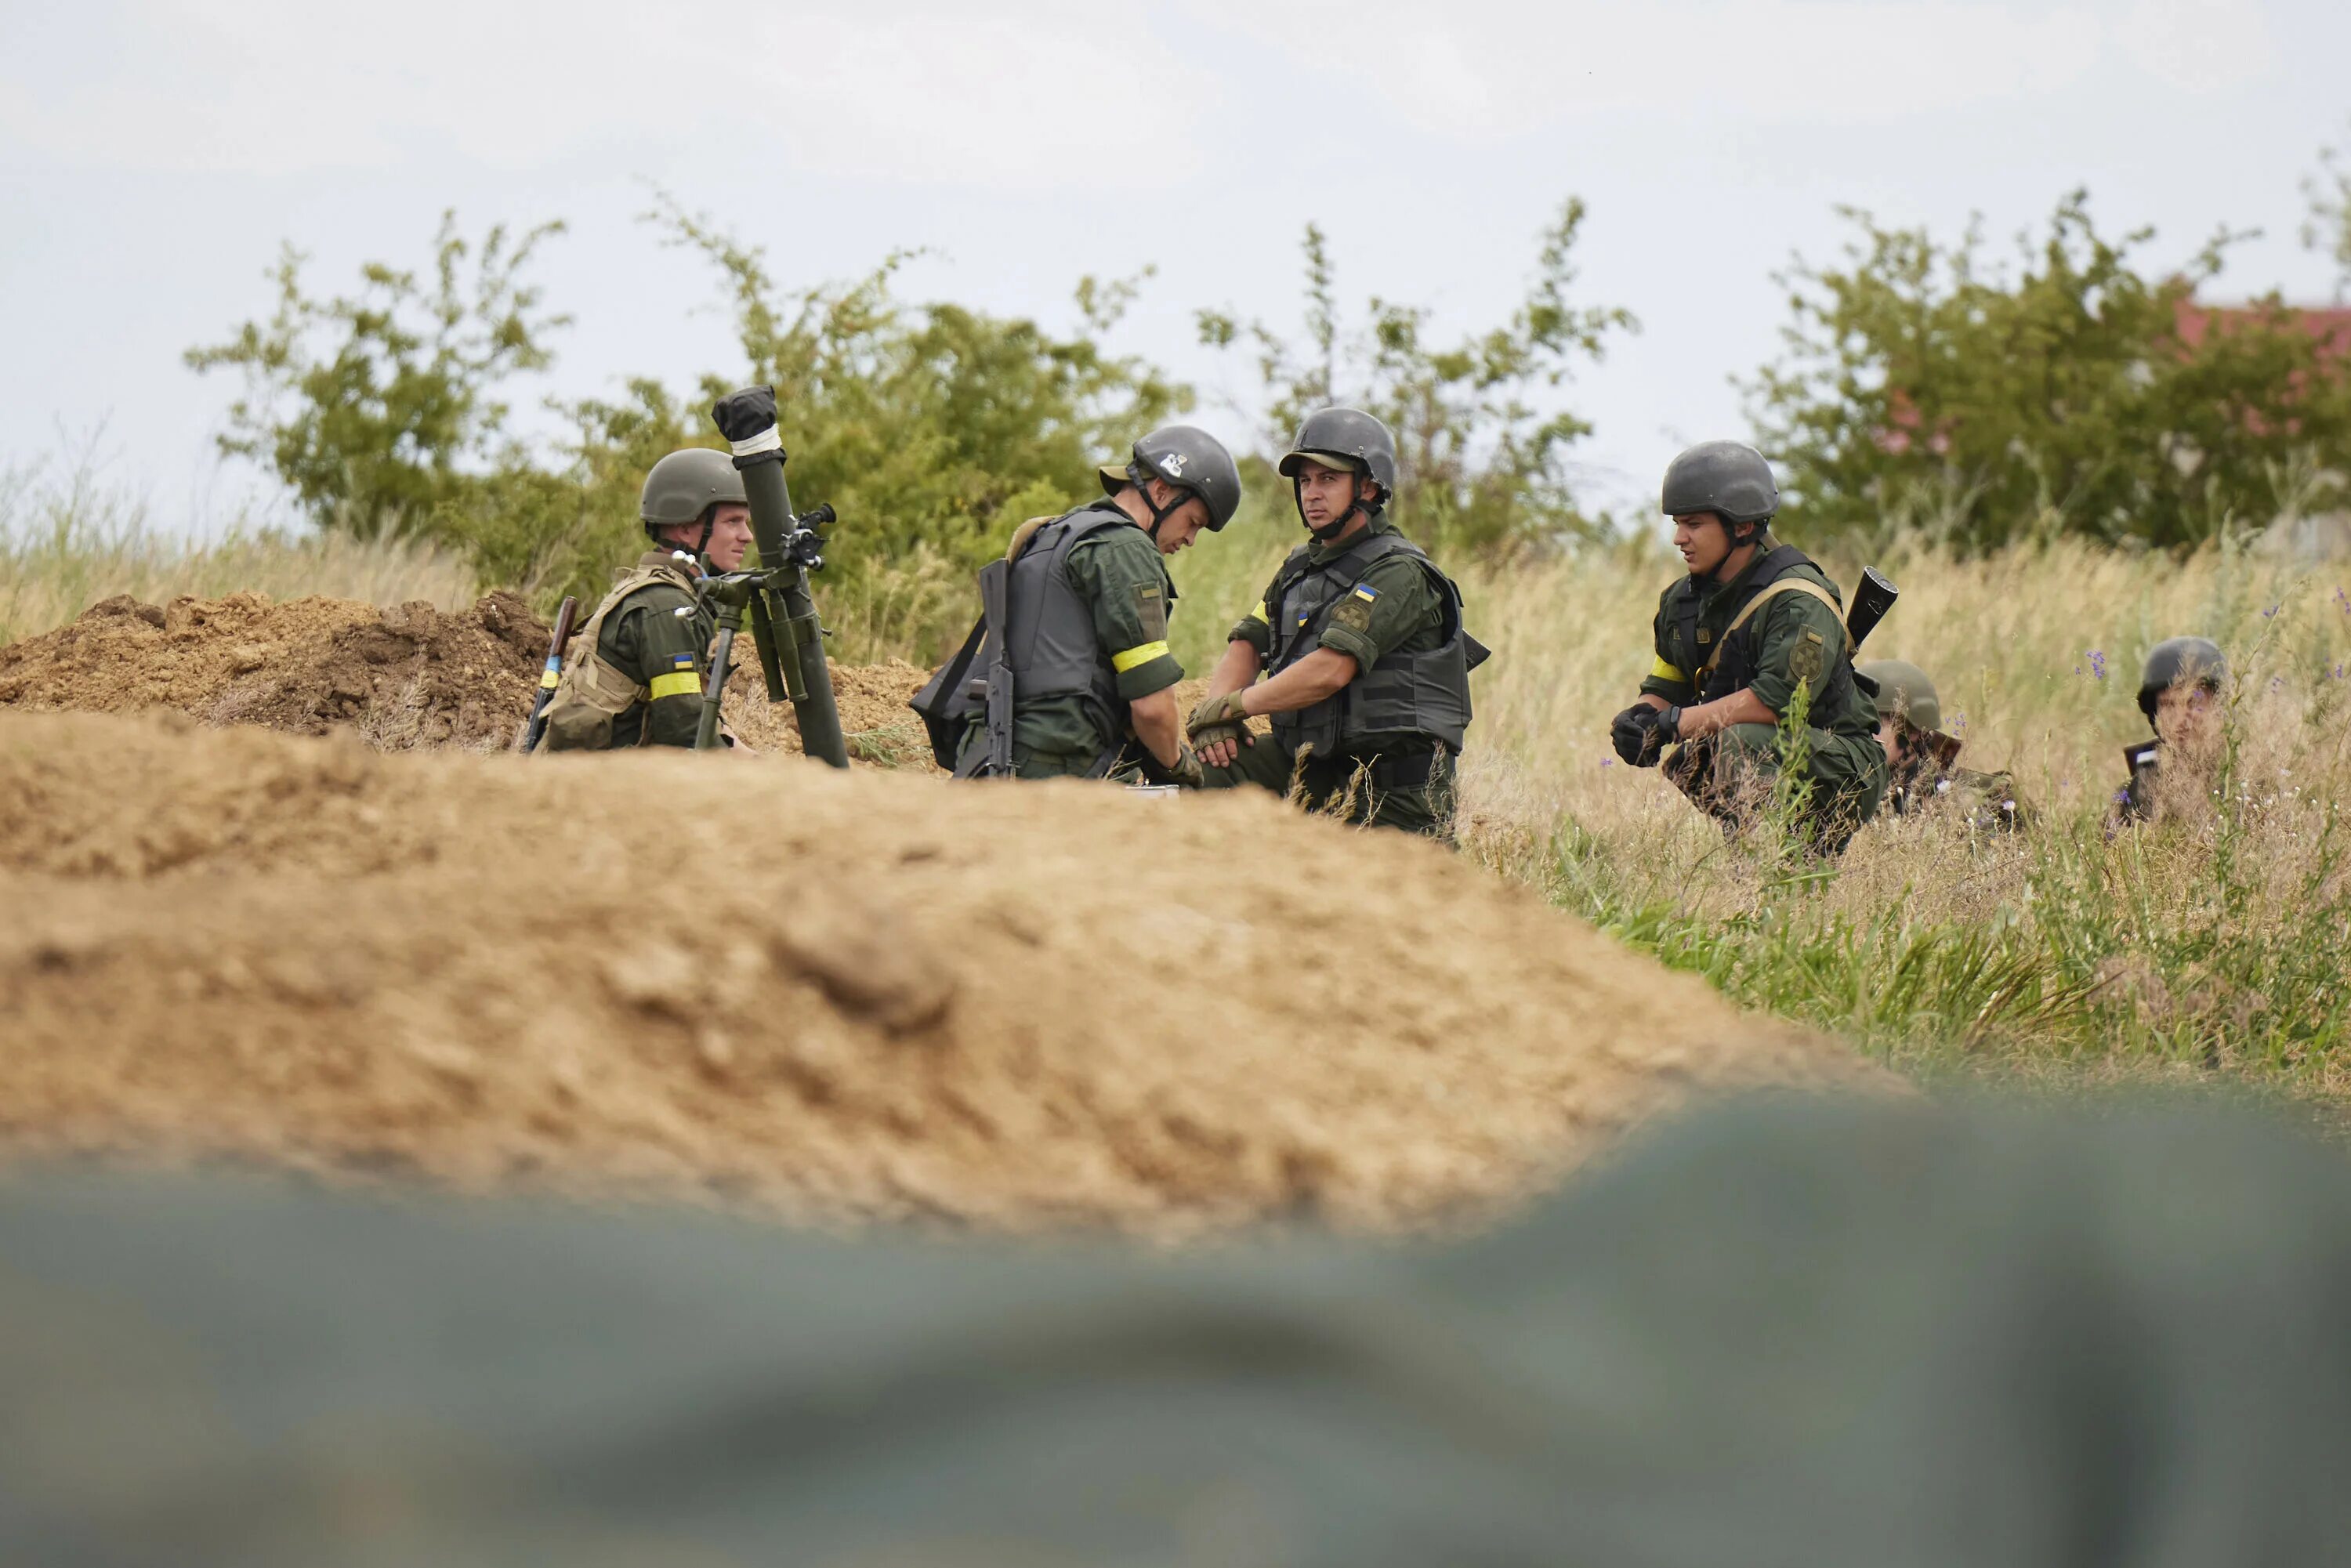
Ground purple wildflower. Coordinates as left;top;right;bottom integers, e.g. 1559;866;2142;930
2086;650;2107;681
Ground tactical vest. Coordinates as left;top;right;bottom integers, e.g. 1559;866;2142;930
1264;530;1480;759
909;505;1144;777
531;555;703;753
1671;544;1865;730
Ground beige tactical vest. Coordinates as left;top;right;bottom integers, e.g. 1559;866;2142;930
531;555;702;752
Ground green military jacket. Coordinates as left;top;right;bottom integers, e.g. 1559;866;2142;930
538;552;714;752
1639;541;1876;738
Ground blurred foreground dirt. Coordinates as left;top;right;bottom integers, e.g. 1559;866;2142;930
0;704;1876;1233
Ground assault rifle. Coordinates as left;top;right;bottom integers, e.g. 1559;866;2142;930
688;386;849;767
516;594;578;753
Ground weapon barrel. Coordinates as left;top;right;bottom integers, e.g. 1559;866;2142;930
1846;567;1899;651
519;595;579;753
710;386;849;769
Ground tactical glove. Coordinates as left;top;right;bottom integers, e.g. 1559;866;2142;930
1610;704;1660;767
1164;744;1206;788
1186;690;1252;745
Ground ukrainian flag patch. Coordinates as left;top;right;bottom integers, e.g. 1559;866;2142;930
670;653;695;668
1351;583;1379;603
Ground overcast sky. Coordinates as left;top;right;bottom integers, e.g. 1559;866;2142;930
3;0;2347;531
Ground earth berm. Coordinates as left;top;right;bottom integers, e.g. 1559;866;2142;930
0;708;1878;1234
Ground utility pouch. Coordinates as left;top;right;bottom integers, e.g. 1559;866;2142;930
909;616;987;770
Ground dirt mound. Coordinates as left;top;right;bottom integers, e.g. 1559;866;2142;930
0;589;944;767
0;712;1877;1233
0;590;549;749
726;657;938;768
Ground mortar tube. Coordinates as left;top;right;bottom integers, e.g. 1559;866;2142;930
737;457;848;768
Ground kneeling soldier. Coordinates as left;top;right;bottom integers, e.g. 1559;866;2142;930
2114;636;2226;826
535;448;752;751
1185;407;1485;840
916;425;1241;780
1860;658;2025;831
1610;440;1887;853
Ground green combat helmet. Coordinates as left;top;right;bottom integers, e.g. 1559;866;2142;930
1859;659;1940;733
2137;636;2226;723
639;448;748;544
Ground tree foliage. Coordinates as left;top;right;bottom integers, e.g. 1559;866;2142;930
1747;194;2351;552
1197;199;1635;555
185;213;567;540
647;194;1187;582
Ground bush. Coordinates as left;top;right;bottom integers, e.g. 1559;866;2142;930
1198;201;1635;556
1748;193;2351;552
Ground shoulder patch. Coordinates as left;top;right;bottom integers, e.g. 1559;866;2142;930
1132;581;1168;641
1789;635;1824;686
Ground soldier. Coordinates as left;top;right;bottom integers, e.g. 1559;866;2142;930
2114;636;2226;824
917;425;1241;780
1184;407;1484;839
1859;658;2025;831
1609;440;1887;853
534;448;752;752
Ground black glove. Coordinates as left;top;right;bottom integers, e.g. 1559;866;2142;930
1610;704;1681;769
1610;705;1657;767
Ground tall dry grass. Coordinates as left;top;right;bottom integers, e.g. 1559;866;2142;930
0;458;476;646
1449;534;2351;1095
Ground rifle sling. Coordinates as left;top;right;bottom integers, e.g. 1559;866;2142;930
1696;579;1855;682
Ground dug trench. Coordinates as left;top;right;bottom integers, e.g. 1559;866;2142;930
0;593;1882;1234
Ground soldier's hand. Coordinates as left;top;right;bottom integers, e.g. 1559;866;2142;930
1164;744;1206;788
1610;704;1661;768
1186;690;1250;740
1189;690;1252;767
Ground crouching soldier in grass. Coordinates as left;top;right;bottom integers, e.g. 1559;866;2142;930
2113;636;2227;827
1184;407;1486;842
1610;440;1887;854
1860;658;2027;831
534;448;752;752
911;425;1241;781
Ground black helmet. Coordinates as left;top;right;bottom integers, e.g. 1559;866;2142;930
2137;636;2226;721
1277;407;1399;505
1099;424;1241;531
1662;440;1778;532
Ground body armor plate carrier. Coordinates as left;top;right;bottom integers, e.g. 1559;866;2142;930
1675;543;1861;719
532;556;702;753
1264;531;1486;761
911;506;1139;777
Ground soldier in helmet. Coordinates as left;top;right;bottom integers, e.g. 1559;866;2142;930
1860;658;2025;831
1610;440;1887;852
2114;636;2227;824
915;425;1241;781
534;447;752;752
1185;407;1485;839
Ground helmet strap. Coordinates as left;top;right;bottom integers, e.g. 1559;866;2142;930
1136;473;1190;542
1297;474;1375;543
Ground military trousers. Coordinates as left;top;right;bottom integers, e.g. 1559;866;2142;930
1199;736;1457;842
1665;722;1888;853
